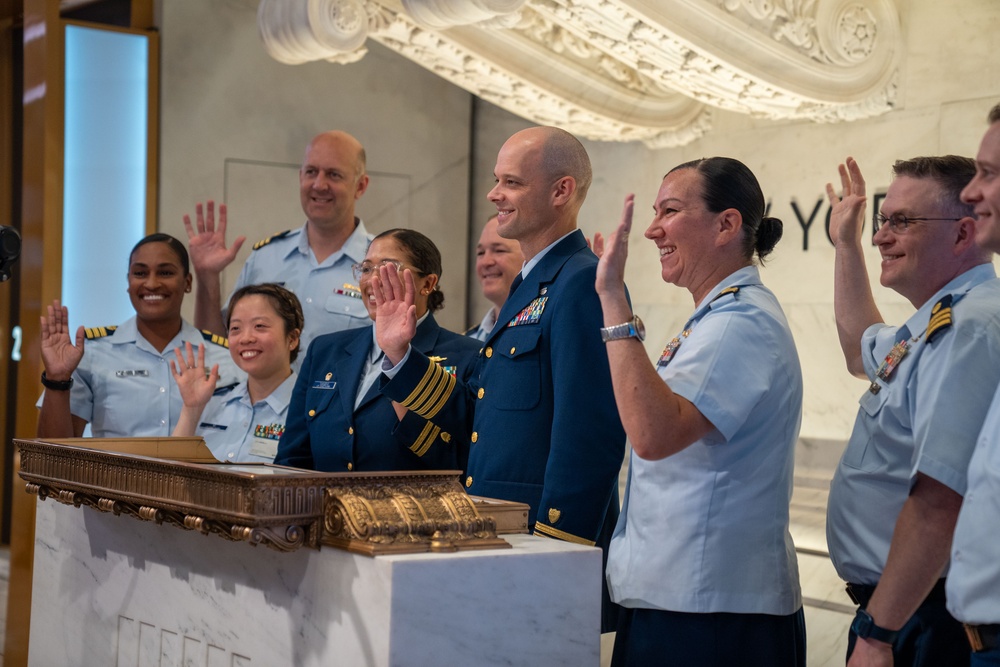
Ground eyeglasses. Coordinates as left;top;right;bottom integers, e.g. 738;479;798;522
351;259;425;282
872;212;963;233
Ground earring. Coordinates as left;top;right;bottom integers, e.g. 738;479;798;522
420;289;429;295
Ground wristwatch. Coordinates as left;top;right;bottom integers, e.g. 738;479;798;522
851;608;899;645
600;315;645;342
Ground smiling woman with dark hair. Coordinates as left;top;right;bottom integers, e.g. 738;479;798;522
274;228;480;472
169;283;303;463
36;233;242;438
596;158;805;667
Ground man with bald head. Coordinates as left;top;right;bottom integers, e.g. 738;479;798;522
377;126;627;631
184;130;373;358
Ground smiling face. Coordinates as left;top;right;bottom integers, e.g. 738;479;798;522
874;175;965;306
359;236;438;321
299;132;369;233
643;169;724;301
962;121;1000;253
476;216;524;308
488;130;558;251
127;242;191;325
227;294;298;380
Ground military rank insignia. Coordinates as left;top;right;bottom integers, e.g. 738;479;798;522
657;329;691;367
508;297;548;327
334;283;362;299
925;295;953;343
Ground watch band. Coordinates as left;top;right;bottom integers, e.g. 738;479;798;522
601;315;645;343
41;371;74;391
851;608;899;645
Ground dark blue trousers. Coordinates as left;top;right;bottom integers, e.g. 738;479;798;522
972;648;1000;667
611;606;806;667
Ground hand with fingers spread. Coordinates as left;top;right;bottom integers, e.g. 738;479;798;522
826;157;869;249
595;194;634;300
372;262;417;366
170;341;219;410
182;200;246;277
40;299;85;381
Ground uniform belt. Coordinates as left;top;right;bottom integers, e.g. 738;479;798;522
964;624;1000;653
845;578;948;609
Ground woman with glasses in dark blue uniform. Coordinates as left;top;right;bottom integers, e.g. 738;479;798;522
274;228;480;473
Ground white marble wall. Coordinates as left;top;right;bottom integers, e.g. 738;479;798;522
158;0;1000;443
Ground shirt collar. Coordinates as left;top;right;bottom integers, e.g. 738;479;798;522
520;229;577;280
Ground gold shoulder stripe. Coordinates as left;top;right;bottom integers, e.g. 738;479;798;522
84;325;117;340
251;229;292;251
201;330;230;348
711;286;740;302
926;295;954;343
533;522;596;546
409;422;441;458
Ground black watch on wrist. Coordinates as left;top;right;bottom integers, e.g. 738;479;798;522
851;608;899;645
41;371;74;391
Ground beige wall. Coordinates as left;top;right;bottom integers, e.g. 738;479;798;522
158;0;1000;442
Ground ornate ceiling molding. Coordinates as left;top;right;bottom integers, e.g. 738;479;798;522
257;0;901;146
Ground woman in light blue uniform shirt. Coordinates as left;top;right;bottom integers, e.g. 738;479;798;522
37;234;240;438
170;283;302;463
596;158;805;666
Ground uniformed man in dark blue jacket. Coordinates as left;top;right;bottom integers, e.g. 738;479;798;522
374;126;627;632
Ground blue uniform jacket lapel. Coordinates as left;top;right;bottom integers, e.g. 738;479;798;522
337;328;372;416
489;231;588;345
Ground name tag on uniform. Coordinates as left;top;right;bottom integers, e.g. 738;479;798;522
115;369;149;377
312;380;337;390
199;422;228;431
249;437;278;459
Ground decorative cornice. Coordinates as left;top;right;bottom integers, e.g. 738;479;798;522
256;0;901;146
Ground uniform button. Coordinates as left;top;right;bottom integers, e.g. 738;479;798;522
347;462;354;471
159;387;166;393
471;432;478;443
308;409;316;417
228;452;235;459
441;432;451;443
344;307;350;312
477;387;485;399
485;347;493;358
306;297;313;304
510;347;516;354
465;476;473;488
160;419;166;426
348;426;354;435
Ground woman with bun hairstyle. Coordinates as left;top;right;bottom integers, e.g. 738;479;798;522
596;158;806;666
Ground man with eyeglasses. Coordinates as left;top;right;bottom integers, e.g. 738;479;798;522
183;130;373;365
824;155;1000;667
946;103;1000;667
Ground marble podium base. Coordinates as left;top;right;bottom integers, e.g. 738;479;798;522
29;498;600;666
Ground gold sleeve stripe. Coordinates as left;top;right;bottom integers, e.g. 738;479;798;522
401;360;441;407
401;360;456;419
409;422;441;457
412;371;455;420
533;522;595;546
